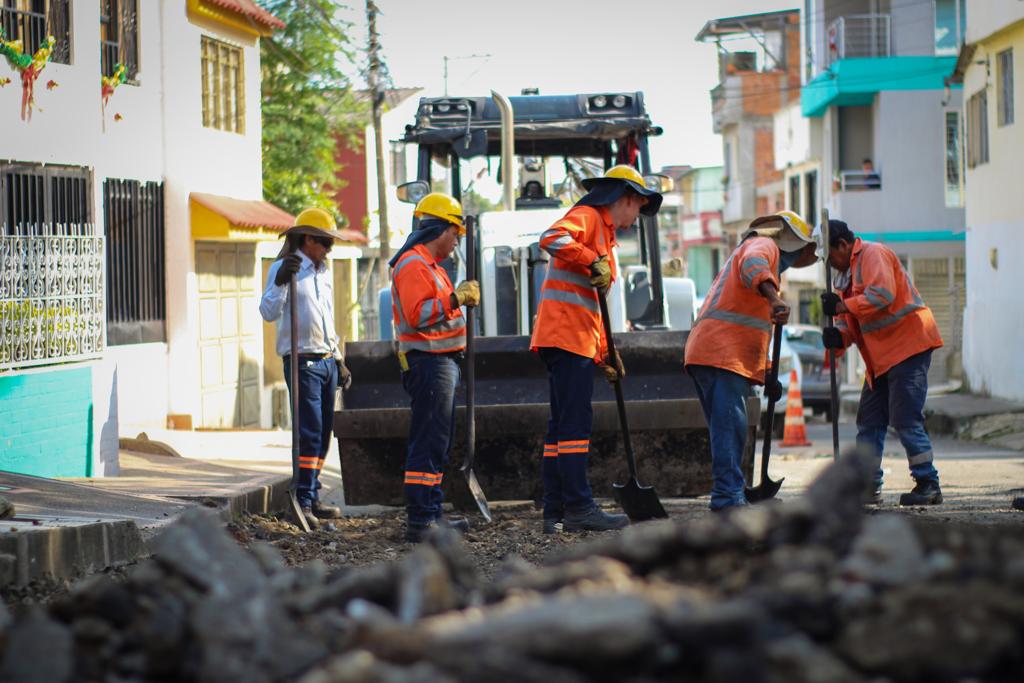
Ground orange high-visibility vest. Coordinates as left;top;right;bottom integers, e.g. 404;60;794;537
684;236;781;383
530;205;616;361
391;244;466;354
833;239;942;384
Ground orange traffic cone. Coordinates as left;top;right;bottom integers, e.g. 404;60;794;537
780;368;812;446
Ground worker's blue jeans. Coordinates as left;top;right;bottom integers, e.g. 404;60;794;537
283;356;338;507
539;348;596;518
856;349;939;487
689;365;751;510
402;351;460;526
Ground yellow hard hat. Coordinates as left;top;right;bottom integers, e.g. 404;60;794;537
293;207;337;231
745;210;816;253
580;164;663;215
414;192;464;230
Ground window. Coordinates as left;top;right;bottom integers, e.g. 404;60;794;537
104;179;165;345
944;112;963;207
788;175;801;213
805;169;817;225
966;89;989;168
998;48;1014;126
0;0;70;64
1;162;92;235
201;36;245;134
100;0;139;80
934;0;966;57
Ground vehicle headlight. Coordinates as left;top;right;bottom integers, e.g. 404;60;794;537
612;94;627;108
592;95;607;108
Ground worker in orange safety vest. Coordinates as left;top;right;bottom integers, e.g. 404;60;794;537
819;219;944;506
530;165;663;533
684;210;819;511
390;192;480;542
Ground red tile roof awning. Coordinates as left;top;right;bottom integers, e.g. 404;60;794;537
191;193;294;229
205;0;285;30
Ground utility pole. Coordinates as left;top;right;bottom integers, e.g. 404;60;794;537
367;0;390;288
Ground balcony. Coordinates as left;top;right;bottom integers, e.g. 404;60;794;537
826;14;892;66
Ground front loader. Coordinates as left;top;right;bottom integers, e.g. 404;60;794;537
335;90;759;509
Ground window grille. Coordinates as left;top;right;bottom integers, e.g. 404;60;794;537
0;0;70;64
201;35;245;134
100;0;138;80
944;112;963;207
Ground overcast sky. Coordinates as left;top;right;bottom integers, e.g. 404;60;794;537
338;0;796;171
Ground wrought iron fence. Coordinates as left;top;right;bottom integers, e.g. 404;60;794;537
0;232;105;370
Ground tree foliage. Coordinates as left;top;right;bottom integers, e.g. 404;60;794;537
258;1;366;219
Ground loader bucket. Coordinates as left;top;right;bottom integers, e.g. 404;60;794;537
335;331;759;508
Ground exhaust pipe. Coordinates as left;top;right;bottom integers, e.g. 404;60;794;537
491;90;515;212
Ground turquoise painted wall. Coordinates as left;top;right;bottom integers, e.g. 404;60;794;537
0;367;93;478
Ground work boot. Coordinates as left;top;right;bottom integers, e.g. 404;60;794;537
899;479;943;506
865;483;883;505
405;517;469;543
563;505;629;532
311;500;343;519
542;518;563;534
298;506;321;530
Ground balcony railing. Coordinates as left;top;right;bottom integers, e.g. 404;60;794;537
0;233;105;370
827;14;892;66
839;170;882;191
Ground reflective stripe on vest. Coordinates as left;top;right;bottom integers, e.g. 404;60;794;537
392;250;466;353
860;302;926;334
694;244;773;333
701;308;772;332
544;267;593;289
541;287;599;313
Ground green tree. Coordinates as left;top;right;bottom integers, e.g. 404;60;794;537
258;0;366;218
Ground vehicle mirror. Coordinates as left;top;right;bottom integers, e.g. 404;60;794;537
396;181;430;204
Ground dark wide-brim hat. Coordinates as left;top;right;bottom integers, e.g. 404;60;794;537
580;165;663;216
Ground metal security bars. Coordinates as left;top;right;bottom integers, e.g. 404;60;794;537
104;179;165;345
0;0;71;64
100;0;138;80
0;162;103;370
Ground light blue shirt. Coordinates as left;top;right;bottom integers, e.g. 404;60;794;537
259;251;340;358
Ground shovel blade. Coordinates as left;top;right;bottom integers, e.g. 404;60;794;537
744;476;785;504
288;490;311;533
613;479;668;522
462;468;492;523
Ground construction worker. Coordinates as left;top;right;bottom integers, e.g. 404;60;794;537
260;208;353;529
390;192;480;543
819;220;944;505
684;211;818;511
530;165;663;533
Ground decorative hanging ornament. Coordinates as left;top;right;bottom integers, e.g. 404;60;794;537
0;28;55;121
101;63;127;122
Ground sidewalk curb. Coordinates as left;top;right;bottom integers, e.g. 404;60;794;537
0;474;293;588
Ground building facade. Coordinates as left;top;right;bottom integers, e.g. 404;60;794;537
1;1;364;477
952;1;1024;400
802;0;968;384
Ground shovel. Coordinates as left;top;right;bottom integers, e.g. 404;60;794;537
744;322;785;503
597;292;668;522
459;215;491;522
288;273;312;533
821;208;841;462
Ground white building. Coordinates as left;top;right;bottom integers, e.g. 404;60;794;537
0;1;361;479
952;2;1024;401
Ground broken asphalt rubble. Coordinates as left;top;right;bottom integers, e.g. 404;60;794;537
2;449;1023;682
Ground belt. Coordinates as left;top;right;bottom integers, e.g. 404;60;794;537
287;352;333;360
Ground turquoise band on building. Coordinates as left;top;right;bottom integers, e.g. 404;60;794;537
802;56;959;117
858;230;965;243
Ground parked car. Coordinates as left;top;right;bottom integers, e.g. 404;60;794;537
752;329;803;437
785;324;834;418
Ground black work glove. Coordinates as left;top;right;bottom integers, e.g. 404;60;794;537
765;378;784;403
274;253;303;286
336;359;353;391
822;326;844;350
820;291;842;317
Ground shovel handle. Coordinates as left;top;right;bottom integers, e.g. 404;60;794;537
761;322;784;480
289;272;301;487
464;216;476;471
821;208;840;462
597;292;639;480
